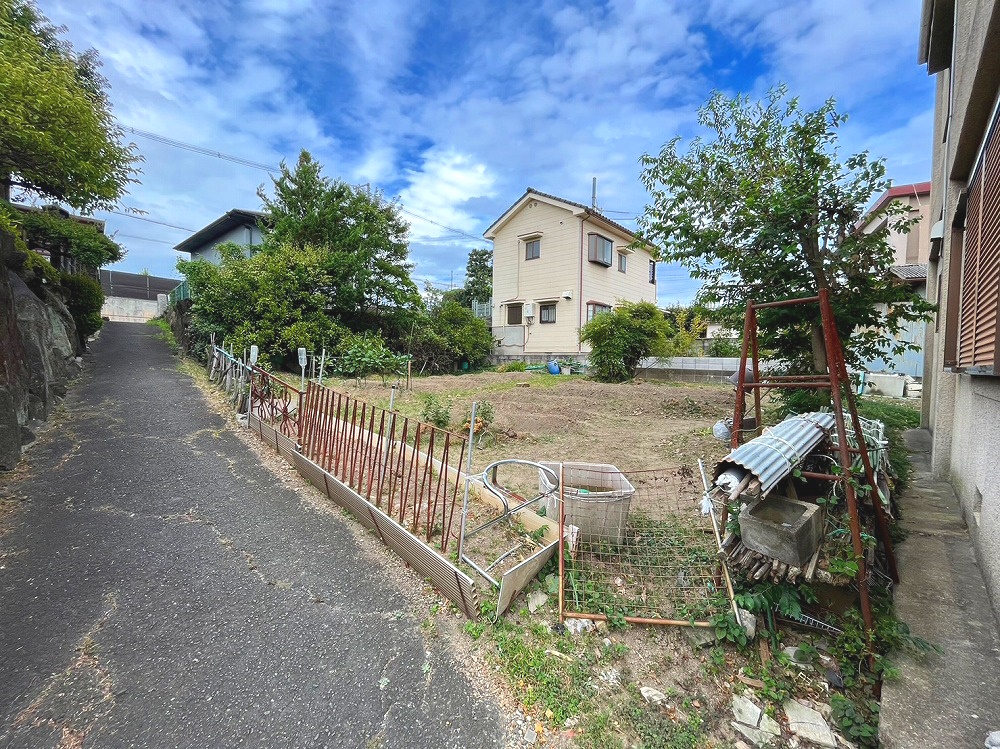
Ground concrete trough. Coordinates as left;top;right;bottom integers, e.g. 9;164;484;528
739;495;823;568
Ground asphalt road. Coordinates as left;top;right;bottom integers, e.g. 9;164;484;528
0;322;504;749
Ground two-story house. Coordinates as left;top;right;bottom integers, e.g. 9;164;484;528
856;181;932;377
174;209;267;263
484;188;658;359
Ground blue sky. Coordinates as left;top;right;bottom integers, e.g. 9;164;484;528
36;0;934;304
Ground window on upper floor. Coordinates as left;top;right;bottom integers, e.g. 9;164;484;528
588;234;613;266
648;259;656;284
525;239;540;260
586;302;612;322
540;302;556;324
952;110;1000;375
617;253;627;273
507;303;523;326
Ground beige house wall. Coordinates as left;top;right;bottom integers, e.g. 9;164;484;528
922;0;1000;614
490;196;658;356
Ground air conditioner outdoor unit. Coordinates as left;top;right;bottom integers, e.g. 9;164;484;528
523;301;536;319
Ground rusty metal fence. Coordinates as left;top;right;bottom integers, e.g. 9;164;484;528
298;382;468;553
558;465;729;627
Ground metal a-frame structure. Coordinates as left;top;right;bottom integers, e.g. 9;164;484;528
731;288;899;635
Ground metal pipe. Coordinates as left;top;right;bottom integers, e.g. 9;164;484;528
752;295;820;309
457;402;478;563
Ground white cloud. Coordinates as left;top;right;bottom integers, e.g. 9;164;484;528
25;0;935;299
398;150;496;242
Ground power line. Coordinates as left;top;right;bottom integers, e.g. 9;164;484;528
125;127;279;172
116;233;181;245
123;126;487;244
108;210;196;232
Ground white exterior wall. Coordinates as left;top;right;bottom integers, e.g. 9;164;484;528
189;223;262;264
490;198;658;356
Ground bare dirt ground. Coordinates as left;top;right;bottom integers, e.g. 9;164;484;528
325;370;735;475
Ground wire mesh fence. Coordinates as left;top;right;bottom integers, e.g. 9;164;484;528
559;465;731;625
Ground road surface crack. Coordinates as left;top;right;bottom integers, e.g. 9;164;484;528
5;592;118;748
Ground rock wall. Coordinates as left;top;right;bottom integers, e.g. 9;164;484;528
0;231;81;469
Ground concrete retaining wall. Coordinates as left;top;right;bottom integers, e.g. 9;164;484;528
101;296;159;323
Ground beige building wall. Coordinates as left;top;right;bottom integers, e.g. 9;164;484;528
860;188;932;265
922;0;1000;614
490;195;657;356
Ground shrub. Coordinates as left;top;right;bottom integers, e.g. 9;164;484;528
707;337;741;357
335;332;407;384
497;361;527;373
580;301;702;382
421;395;452;428
59;271;104;346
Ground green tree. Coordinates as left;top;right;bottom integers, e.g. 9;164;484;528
407;298;494;373
3;205;124;267
178;242;345;365
258;150;420;333
580;301;699;382
463;248;492;304
0;0;139;211
637;86;933;374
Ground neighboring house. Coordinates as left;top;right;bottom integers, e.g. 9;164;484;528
99;270;180;322
860;181;932;266
173;209;266;264
484;188;658;358
856;182;932;376
920;0;1000;614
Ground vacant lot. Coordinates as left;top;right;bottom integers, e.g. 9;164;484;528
323;370;736;476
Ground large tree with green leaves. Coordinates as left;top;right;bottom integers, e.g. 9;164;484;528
0;0;139;211
637;86;933;374
178;242;344;366
258;151;420;333
463;248;492;304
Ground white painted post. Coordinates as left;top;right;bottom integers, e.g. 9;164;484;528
298;347;307;391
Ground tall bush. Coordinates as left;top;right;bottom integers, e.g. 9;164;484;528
580;301;700;382
59;271;103;346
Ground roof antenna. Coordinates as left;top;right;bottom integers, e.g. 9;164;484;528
591;177;598;211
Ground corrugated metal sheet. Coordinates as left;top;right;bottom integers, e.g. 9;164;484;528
714;412;836;496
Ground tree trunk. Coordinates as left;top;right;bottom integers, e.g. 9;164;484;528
810;321;828;374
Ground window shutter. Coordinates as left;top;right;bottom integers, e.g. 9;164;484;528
958;112;1000;372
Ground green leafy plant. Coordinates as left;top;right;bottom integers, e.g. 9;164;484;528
831;694;880;748
580;300;702;382
420;395;452;429
336;332;406;384
496;360;527;372
59;271;104;346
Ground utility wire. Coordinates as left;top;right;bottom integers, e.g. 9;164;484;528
124;125;486;244
125;127;279;172
108;210;196;233
116;233;180;244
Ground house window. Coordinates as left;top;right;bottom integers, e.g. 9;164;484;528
588;234;613;266
525;239;540;260
586;302;612;322
540;302;556;324
507;303;523;326
954;107;1000;374
618;253;627;273
648;260;656;284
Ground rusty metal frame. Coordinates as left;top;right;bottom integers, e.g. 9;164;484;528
730;289;899;639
